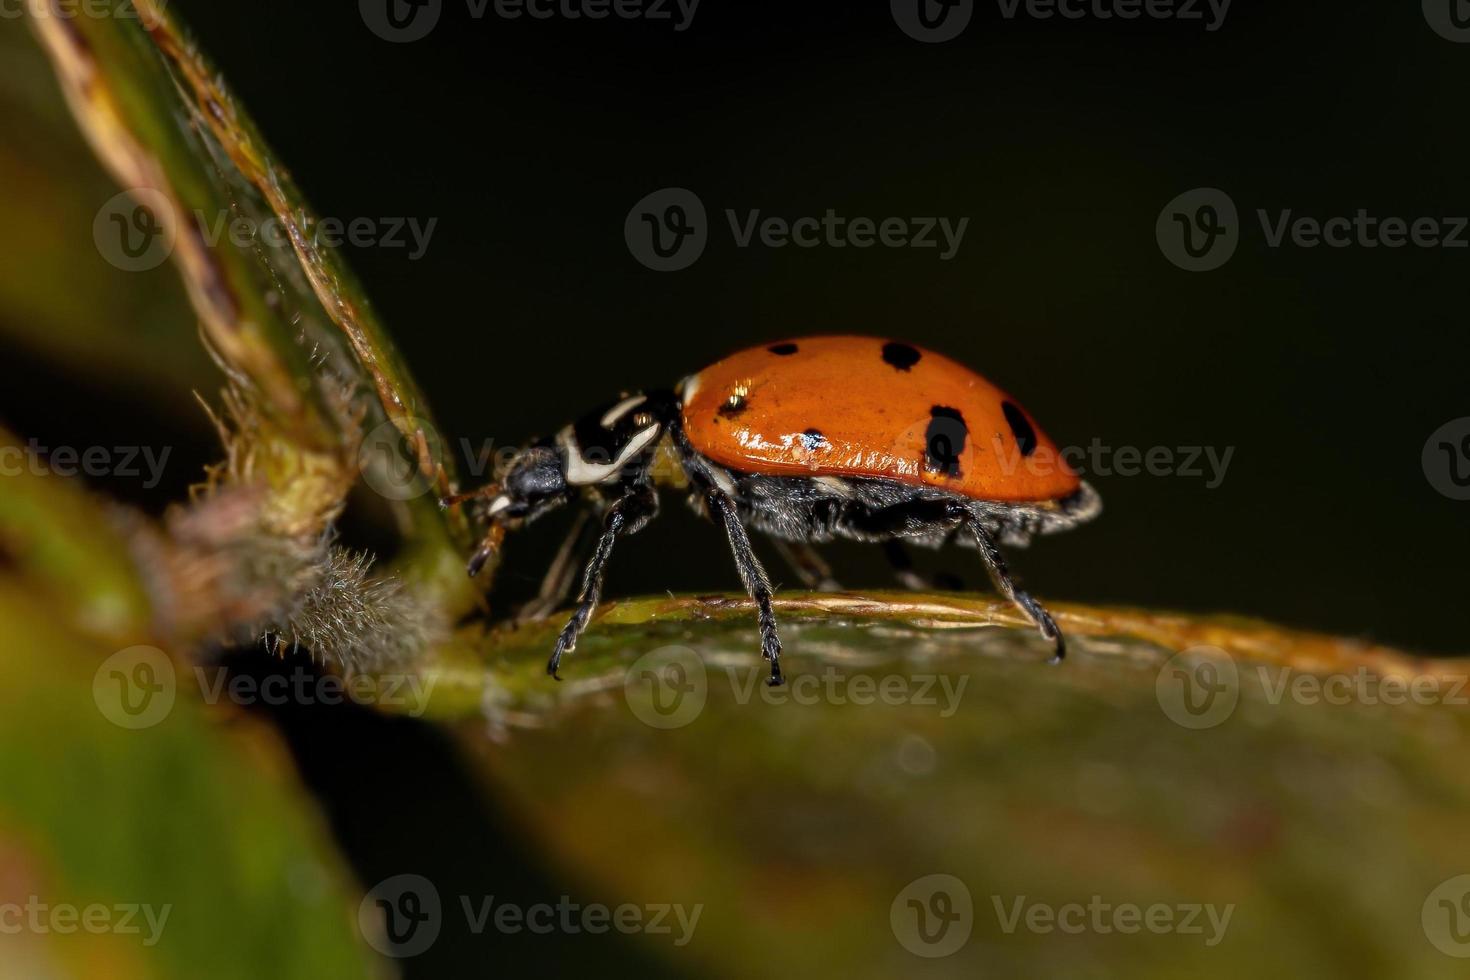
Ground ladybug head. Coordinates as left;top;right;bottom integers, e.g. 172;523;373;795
483;442;570;524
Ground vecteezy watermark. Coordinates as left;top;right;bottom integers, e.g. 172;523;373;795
891;874;974;957
360;874;442;958
366;419;679;503
622;646;971;729
1156;647;1470;729
461;895;702;946
992;437;1235;489
94;189;438;273
1256;666;1468;709
1424;0;1470;43
358;417;448;501
624;188;708;272
992;895;1234;946
891;0;1229;42
194;210;436;261
1155;646;1240;730
194;666;439;718
995;0;1230;30
358;874;702;957
0;897;172;947
93;188;178;273
360;0;699;43
1424;875;1470;957
1158;187;1470;271
727;667;969;717
0;439;172;489
93;646;177;730
0;0;169;26
93;647;438;730
625;187;969;272
624;646;710;729
1424;418;1470;501
1155;187;1239;272
891;0;975;43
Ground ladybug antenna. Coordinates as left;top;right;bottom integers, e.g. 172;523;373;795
439;482;504;513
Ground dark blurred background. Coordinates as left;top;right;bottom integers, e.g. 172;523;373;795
6;2;1469;974
74;0;1470;654
15;0;1469;654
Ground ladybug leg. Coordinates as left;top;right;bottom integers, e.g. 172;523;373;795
709;491;785;687
546;489;654;680
516;510;595;623
881;540;931;591
960;513;1066;664
770;538;842;592
881;540;966;593
467;524;506;579
441;484;507;579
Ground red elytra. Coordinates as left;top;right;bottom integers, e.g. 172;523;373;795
680;335;1081;503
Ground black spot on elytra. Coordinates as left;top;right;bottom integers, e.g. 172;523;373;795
881;342;922;371
717;393;748;418
768;342;799;355
1001;401;1037;457
799;428;827;451
924;406;968;478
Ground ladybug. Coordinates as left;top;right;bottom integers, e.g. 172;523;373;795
445;336;1100;686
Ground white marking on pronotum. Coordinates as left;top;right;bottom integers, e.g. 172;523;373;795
600;394;648;428
678;373;701;405
561;424;663;486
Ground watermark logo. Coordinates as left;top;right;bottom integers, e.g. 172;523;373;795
625;645;708;729
1162;190;1470;270
891;874;973;957
991;436;1235;489
94;188;176;273
493;0;701;29
1424;875;1470;957
92;646;176;730
625;187;708;272
1157;187;1238;272
360;874;443;958
726;209;968;260
358;417;446;501
194;666;439;718
96;192;437;270
0;439;172;489
1256;666;1468;708
361;0;699;38
729;667;969;716
5;0;171;28
1156;646;1239;729
891;0;974;42
625;188;969;270
361;0;443;41
993;895;1233;945
0;897;171;947
462;895;702;944
1424;418;1470;501
1424;0;1470;42
996;0;1230;30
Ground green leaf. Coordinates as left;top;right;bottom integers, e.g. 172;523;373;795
0;585;381;980
0;20;212;402
401;595;1470;979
